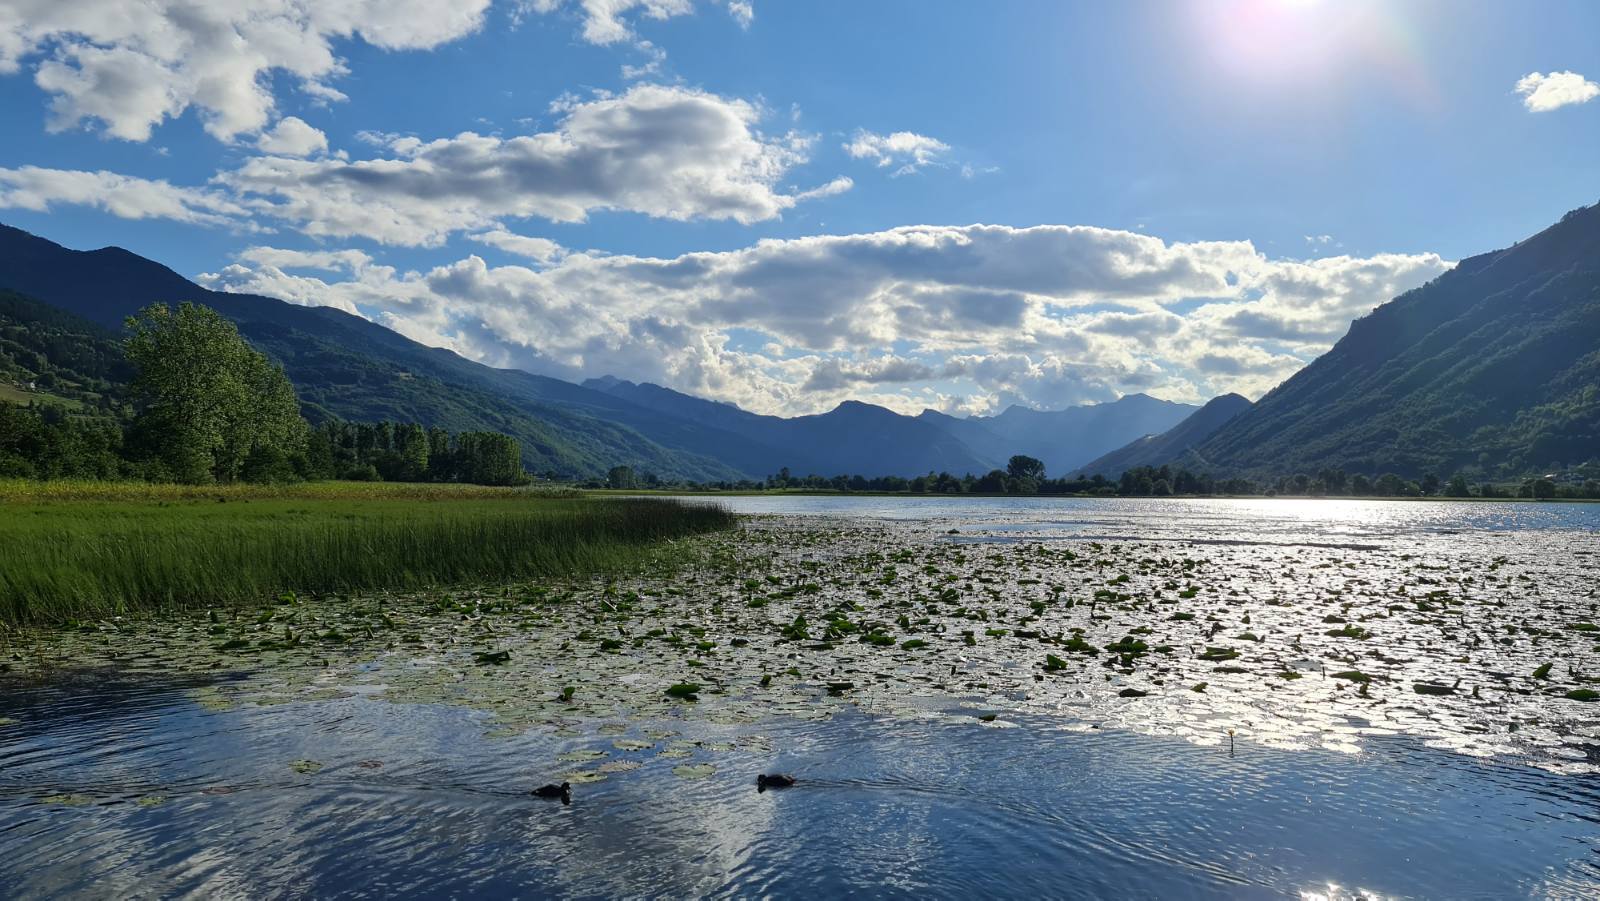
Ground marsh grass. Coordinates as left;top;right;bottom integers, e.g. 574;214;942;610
0;478;583;504
0;489;734;624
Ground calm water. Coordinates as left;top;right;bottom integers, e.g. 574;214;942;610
3;497;1598;899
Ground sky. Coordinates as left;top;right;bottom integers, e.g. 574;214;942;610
0;0;1597;417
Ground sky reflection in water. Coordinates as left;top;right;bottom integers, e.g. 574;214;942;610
2;497;1597;898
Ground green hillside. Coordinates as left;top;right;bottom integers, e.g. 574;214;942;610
1186;202;1600;480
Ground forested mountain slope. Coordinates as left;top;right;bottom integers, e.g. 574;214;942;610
1185;202;1600;479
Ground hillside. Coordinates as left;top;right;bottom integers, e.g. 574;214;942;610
1185;202;1600;479
0;289;132;415
1079;394;1253;477
0;224;753;481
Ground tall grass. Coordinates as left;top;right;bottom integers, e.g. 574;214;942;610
0;493;735;625
0;478;582;503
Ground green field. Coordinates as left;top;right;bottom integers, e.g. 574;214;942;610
0;480;736;625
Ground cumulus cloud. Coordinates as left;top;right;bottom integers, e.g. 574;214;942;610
0;165;251;226
200;223;1451;415
0;0;492;141
256;117;328;157
219;84;829;245
726;1;754;28
844;130;951;175
1515;70;1600;112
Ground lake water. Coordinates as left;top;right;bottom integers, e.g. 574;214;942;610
3;497;1598;899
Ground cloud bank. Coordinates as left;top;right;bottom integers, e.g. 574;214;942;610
198;224;1451;416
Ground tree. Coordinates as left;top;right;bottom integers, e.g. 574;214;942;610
607;465;637;489
1007;455;1046;482
124;303;304;483
1531;478;1557;499
1375;473;1405;497
1444;474;1473;497
975;469;1008;493
457;431;526;486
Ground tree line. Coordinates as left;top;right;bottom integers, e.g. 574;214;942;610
599;456;1600;500
0;303;528;486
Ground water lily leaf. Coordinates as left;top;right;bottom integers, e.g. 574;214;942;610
289;759;323;774
672;763;717;779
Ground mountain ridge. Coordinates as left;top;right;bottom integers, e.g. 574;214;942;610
1181;201;1600;479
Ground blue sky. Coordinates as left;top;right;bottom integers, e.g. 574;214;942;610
1;0;1597;415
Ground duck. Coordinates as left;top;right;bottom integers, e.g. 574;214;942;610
756;773;796;792
533;781;571;800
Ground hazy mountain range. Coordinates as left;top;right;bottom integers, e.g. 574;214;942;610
4;198;1597;482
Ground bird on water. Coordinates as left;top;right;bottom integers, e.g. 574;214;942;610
533;781;571;802
756;774;796;792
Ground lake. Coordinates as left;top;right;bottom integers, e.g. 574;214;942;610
3;496;1598;898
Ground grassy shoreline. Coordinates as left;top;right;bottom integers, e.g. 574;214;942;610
0;481;735;626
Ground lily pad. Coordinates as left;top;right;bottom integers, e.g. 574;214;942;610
672;763;717;779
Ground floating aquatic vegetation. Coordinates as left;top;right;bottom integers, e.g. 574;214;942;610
671;763;716;779
5;515;1598;779
289;759;323;774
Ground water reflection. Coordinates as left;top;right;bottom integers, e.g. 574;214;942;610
3;690;1597;898
4;496;1599;898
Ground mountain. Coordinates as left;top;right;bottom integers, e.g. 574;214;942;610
918;394;1199;475
1077;394;1253;477
1183;201;1600;479
0;288;134;415
586;378;992;475
0;223;779;481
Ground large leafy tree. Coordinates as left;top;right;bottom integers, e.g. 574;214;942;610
124;303;304;483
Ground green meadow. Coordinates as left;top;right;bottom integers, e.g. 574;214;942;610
0;480;735;625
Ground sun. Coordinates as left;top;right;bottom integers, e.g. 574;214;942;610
1190;0;1355;80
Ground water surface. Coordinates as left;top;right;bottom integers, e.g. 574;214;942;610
3;497;1597;898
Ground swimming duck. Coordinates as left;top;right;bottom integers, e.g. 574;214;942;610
533;781;571;800
756;774;796;792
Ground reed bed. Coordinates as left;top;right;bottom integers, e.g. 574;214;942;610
0;493;735;624
0;478;582;504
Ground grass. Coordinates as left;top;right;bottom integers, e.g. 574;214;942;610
0;481;736;625
0;478;583;503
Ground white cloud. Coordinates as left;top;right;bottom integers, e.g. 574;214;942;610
469;228;567;264
220;83;828;245
726;1;753;28
793;176;854;202
1515;70;1600;112
620;40;667;79
844;130;951;175
0;165;251;226
0;0;493;141
201;223;1450;415
256;117;328;157
521;0;694;45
